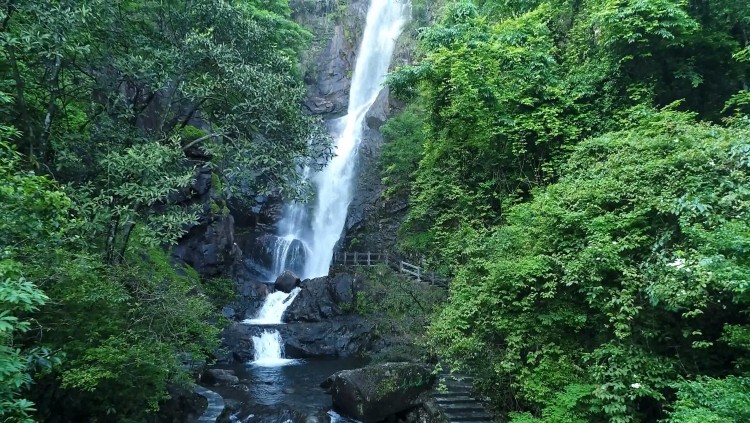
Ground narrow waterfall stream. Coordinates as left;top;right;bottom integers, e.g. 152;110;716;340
271;0;410;280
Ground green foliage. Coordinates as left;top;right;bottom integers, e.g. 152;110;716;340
0;136;67;422
379;105;426;201
387;0;750;268
383;0;750;421
0;261;47;423
429;110;750;421
668;376;750;422
390;3;577;266
350;265;446;361
0;0;320;420
29;244;219;421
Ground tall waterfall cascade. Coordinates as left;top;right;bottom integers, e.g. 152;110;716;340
271;0;410;280
242;0;409;369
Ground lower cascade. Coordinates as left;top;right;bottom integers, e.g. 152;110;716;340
242;287;301;325
251;330;299;367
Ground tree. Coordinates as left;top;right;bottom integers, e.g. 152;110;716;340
430;109;750;422
0;109;69;422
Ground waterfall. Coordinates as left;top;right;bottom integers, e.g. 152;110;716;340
251;330;298;367
270;0;410;280
242;288;301;325
244;0;408;371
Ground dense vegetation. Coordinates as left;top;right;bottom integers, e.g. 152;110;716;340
0;0;325;421
383;0;750;421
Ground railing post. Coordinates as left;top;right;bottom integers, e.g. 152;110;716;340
417;267;421;282
367;252;371;266
399;261;404;273
354;252;358;265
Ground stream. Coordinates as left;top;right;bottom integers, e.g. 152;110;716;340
199;0;410;421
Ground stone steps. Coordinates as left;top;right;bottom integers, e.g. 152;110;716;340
194;385;225;423
434;370;495;423
435;395;477;403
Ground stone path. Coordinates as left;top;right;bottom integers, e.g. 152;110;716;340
434;372;495;423
194;385;225;423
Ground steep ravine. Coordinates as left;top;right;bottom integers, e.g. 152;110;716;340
168;2;445;422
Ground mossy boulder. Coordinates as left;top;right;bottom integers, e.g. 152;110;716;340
320;362;435;422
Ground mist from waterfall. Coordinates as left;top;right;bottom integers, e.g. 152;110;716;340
270;0;410;280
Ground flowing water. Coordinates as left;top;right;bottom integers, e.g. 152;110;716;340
242;288;301;326
250;331;300;367
227;1;410;419
271;0;410;280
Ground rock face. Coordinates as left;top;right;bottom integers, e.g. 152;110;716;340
321;362;436;423
274;270;301;293
173;214;238;277
200;368;239;386
220;272;379;360
220;317;378;361
283;273;357;322
280;317;378;358
172;167;240;278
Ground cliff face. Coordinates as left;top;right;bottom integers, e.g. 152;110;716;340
174;1;420;284
292;0;366;116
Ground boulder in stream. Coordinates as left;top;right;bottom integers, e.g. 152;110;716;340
321;362;436;423
274;270;301;293
200;368;239;386
282;273;357;322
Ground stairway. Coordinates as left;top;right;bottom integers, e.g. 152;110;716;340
194;385;225;423
434;372;495;423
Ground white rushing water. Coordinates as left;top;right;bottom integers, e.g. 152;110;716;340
244;0;408;370
271;0;410;280
251;330;299;367
242;287;301;325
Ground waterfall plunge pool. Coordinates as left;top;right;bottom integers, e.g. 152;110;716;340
207;357;370;422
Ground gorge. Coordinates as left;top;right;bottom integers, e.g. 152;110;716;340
205;0;416;421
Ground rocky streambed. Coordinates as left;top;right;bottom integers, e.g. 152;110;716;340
196;270;446;423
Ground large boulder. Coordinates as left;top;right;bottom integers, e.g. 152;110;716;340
280;318;379;357
321;363;436;423
200;368;239;386
274;270;301;293
282;273;357;322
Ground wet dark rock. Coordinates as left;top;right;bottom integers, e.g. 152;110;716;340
220;323;265;362
156;384;206;423
364;87;390;130
275;270;301;293
201;369;240;386
221;316;378;362
173;214;239;278
282;274;357;323
222;306;236;319
279;318;378;358
399;394;447;423
218;259;271;322
304;24;356;116
321;362;436;423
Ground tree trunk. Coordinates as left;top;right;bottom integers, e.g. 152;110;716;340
40;54;62;162
7;43;35;158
